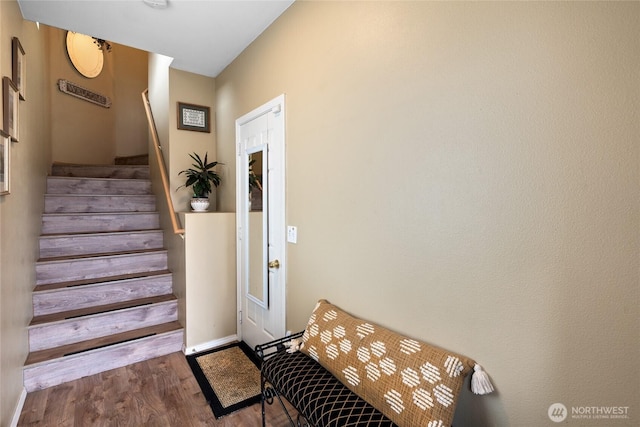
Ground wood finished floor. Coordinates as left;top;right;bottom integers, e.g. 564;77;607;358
18;352;298;426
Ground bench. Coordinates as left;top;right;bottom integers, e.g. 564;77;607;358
256;300;493;427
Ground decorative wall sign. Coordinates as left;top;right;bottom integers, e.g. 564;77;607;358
178;102;211;133
57;79;111;108
0;130;10;195
3;77;19;142
12;37;26;101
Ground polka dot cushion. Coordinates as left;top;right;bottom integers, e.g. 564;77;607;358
301;300;476;427
262;350;397;426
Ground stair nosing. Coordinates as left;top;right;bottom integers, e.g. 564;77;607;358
24;321;182;367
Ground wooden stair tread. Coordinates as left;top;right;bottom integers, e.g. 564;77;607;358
33;270;172;292
37;248;166;263
50;164;150;171
48;175;150;182
45;194;155;197
52;162;149;167
40;229;161;237
30;294;177;326
25;321;182;366
42;211;159;217
50;164;150;180
27;162;181;389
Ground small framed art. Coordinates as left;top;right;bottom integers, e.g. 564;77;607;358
3;77;19;142
0;130;10;195
178;102;211;133
12;37;26;101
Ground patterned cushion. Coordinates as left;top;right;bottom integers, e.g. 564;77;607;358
262;350;397;427
300;300;475;427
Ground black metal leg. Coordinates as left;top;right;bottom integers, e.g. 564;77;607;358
261;375;296;427
261;373;268;427
255;332;306;427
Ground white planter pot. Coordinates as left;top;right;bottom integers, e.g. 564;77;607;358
190;198;210;212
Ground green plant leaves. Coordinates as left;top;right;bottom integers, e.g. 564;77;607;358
178;152;223;198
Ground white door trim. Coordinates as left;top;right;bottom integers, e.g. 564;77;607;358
236;94;286;345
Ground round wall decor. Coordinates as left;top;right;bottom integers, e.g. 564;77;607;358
66;31;104;78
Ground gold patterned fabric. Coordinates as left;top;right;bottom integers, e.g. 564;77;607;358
301;300;475;427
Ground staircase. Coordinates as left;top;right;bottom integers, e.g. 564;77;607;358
24;163;184;392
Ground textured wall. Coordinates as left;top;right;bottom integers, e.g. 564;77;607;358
215;2;639;425
0;2;52;424
147;55;222;352
168;68;217;212
49;27;147;164
184;212;237;350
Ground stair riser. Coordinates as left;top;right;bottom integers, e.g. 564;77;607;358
51;165;150;179
115;154;148;165
42;213;160;234
44;195;156;213
29;301;178;351
47;177;151;195
33;274;173;316
24;329;183;392
27;164;182;393
36;252;168;285
40;231;164;258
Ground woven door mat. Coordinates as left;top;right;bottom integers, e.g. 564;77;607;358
187;342;262;418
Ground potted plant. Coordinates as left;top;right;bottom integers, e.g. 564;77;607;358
178;152;223;212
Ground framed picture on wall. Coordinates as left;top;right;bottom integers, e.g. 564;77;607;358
0;130;10;195
3;77;19;142
177;102;211;133
12;37;26;101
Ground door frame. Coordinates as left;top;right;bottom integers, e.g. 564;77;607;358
235;94;286;344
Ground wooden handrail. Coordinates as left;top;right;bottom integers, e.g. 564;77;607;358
142;89;185;235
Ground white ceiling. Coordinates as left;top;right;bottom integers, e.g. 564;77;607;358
17;0;294;77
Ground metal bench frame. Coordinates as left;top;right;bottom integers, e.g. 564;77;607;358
255;331;308;427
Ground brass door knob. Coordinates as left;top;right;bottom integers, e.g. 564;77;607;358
268;259;280;269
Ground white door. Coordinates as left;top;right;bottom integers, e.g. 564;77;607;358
236;95;286;350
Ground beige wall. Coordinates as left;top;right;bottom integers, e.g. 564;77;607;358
168;68;219;212
0;2;52;424
49;27;147;164
147;52;188;334
148;55;231;352
114;43;148;158
184;212;236;351
216;2;639;425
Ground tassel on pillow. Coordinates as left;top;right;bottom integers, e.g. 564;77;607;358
285;338;304;354
471;364;494;395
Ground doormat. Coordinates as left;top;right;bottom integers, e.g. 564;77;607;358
186;342;262;418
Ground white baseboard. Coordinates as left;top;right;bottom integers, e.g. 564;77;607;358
183;334;238;355
10;387;27;427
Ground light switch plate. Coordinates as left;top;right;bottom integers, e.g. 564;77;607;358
287;226;297;243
